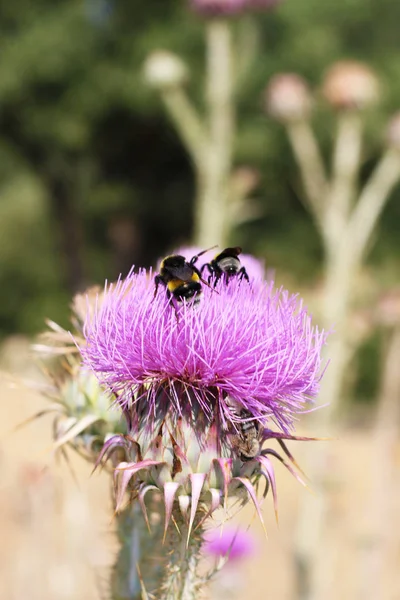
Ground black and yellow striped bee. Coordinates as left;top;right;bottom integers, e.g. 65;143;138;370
154;248;215;306
201;247;249;285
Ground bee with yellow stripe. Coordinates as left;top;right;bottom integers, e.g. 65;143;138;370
154;247;216;306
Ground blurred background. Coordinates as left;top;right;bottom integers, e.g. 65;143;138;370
1;0;400;599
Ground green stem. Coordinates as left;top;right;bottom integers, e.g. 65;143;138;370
159;510;203;600
161;86;208;168
194;19;235;248
112;502;164;600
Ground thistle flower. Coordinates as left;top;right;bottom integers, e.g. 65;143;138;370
82;269;324;504
83;270;324;435
81;264;325;596
189;0;248;17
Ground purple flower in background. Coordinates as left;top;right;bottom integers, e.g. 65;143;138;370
190;0;281;17
190;0;247;17
82;267;325;436
203;525;257;561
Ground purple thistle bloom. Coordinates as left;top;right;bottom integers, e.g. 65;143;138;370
189;0;281;17
189;0;247;17
203;525;257;561
82;268;325;437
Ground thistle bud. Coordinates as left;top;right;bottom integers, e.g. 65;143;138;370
386;112;400;151
264;73;312;123
143;51;188;89
322;61;380;111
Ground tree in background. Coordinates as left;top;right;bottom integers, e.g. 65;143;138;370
3;0;400;337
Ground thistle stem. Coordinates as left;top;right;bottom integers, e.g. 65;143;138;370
112;502;164;600
290;124;400;599
160;86;208;167
194;18;234;248
159;510;203;600
286;119;327;232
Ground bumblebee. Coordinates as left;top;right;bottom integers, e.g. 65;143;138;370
230;409;261;461
201;247;249;285
154;248;215;305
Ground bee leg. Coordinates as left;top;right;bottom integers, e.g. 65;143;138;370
191;264;203;278
211;268;221;286
200;262;212;283
189;245;218;267
201;263;214;285
153;275;163;300
238;267;250;282
174;307;181;324
167;293;181;323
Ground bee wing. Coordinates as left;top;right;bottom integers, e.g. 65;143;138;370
180;263;199;281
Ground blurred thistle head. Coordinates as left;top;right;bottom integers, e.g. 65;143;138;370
143;51;188;89
386;112;400;151
190;0;246;16
321;60;380;111
189;0;281;17
264;73;312;123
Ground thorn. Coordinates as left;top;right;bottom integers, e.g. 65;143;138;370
136;563;150;600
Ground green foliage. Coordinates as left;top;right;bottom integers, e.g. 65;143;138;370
1;0;400;337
